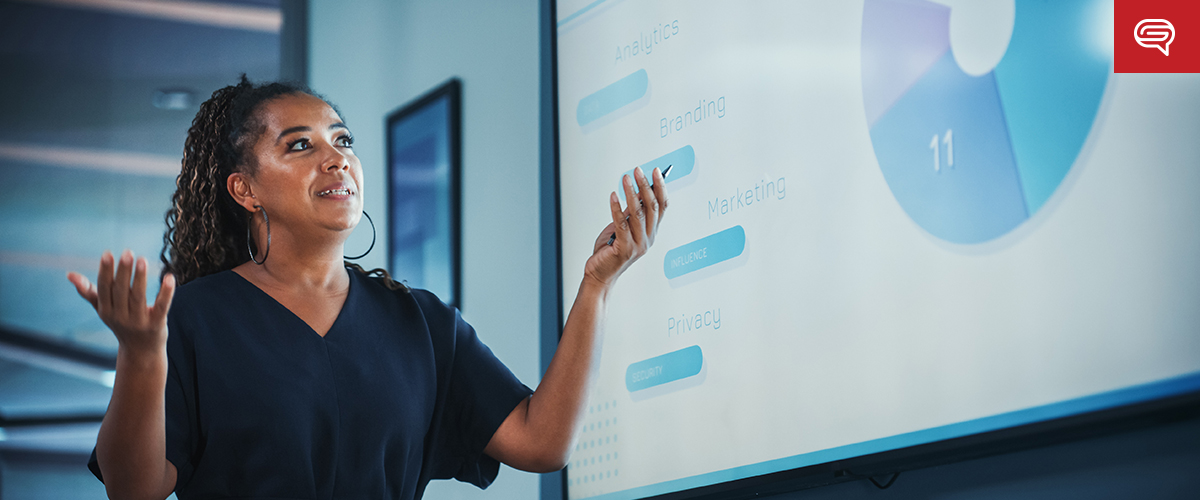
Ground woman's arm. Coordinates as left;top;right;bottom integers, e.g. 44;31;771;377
69;251;178;500
485;166;668;472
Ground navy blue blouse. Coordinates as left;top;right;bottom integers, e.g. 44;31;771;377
88;268;532;499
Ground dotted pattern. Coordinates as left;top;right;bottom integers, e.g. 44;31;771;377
567;399;621;498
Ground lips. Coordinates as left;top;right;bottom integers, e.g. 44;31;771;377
317;183;355;197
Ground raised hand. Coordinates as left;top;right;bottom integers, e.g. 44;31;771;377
584;166;668;288
67;250;176;354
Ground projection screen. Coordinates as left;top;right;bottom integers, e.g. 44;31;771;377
553;1;1200;498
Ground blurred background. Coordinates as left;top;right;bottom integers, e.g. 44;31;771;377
0;0;281;497
0;0;545;497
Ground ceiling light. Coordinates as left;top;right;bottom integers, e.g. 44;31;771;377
153;88;196;110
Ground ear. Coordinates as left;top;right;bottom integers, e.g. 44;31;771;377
227;172;259;212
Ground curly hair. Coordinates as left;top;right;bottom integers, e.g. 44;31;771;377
160;75;405;291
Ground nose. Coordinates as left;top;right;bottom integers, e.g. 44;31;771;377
321;146;350;172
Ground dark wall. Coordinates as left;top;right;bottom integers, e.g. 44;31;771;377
759;415;1200;500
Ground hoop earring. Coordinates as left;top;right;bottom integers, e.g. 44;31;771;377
344;211;376;260
248;204;271;265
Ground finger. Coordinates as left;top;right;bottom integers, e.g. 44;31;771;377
150;273;176;325
96;251;114;314
112;249;134;320
608;191;631;248
66;272;99;309
593;222;617;251
622;174;646;245
651;167;669;223
635;167;659;239
130;257;148;314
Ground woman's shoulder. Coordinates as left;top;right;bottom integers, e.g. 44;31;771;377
345;265;429;305
165;270;271;336
162;270;250;345
348;268;459;331
169;269;244;309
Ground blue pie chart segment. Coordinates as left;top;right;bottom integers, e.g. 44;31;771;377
994;1;1111;215
862;0;1111;244
869;54;1027;244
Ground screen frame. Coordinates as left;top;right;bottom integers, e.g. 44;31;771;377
385;78;463;309
546;2;1200;499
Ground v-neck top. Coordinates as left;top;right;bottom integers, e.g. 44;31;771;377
87;268;532;500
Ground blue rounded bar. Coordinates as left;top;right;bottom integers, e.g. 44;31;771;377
619;145;695;195
663;225;746;279
625;345;703;392
577;69;649;126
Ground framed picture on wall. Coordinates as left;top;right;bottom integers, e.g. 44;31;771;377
386;78;462;308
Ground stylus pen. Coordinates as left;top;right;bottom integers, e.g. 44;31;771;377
608;164;672;246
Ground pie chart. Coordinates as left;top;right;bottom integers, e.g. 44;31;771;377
862;0;1111;244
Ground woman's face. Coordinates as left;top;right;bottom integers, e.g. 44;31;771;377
240;93;363;240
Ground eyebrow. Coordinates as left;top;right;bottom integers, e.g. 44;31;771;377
275;122;349;143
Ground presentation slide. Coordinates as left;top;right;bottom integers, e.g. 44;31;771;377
554;1;1200;499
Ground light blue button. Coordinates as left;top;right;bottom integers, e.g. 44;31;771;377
625;345;703;392
577;69;648;126
618;145;695;195
663;226;745;279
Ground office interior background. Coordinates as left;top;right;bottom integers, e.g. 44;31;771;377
0;0;1197;499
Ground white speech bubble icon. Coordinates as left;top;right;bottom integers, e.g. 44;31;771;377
1135;19;1175;56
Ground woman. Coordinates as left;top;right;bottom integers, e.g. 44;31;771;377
65;77;668;499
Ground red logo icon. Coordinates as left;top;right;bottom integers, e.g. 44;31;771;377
1115;0;1200;73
